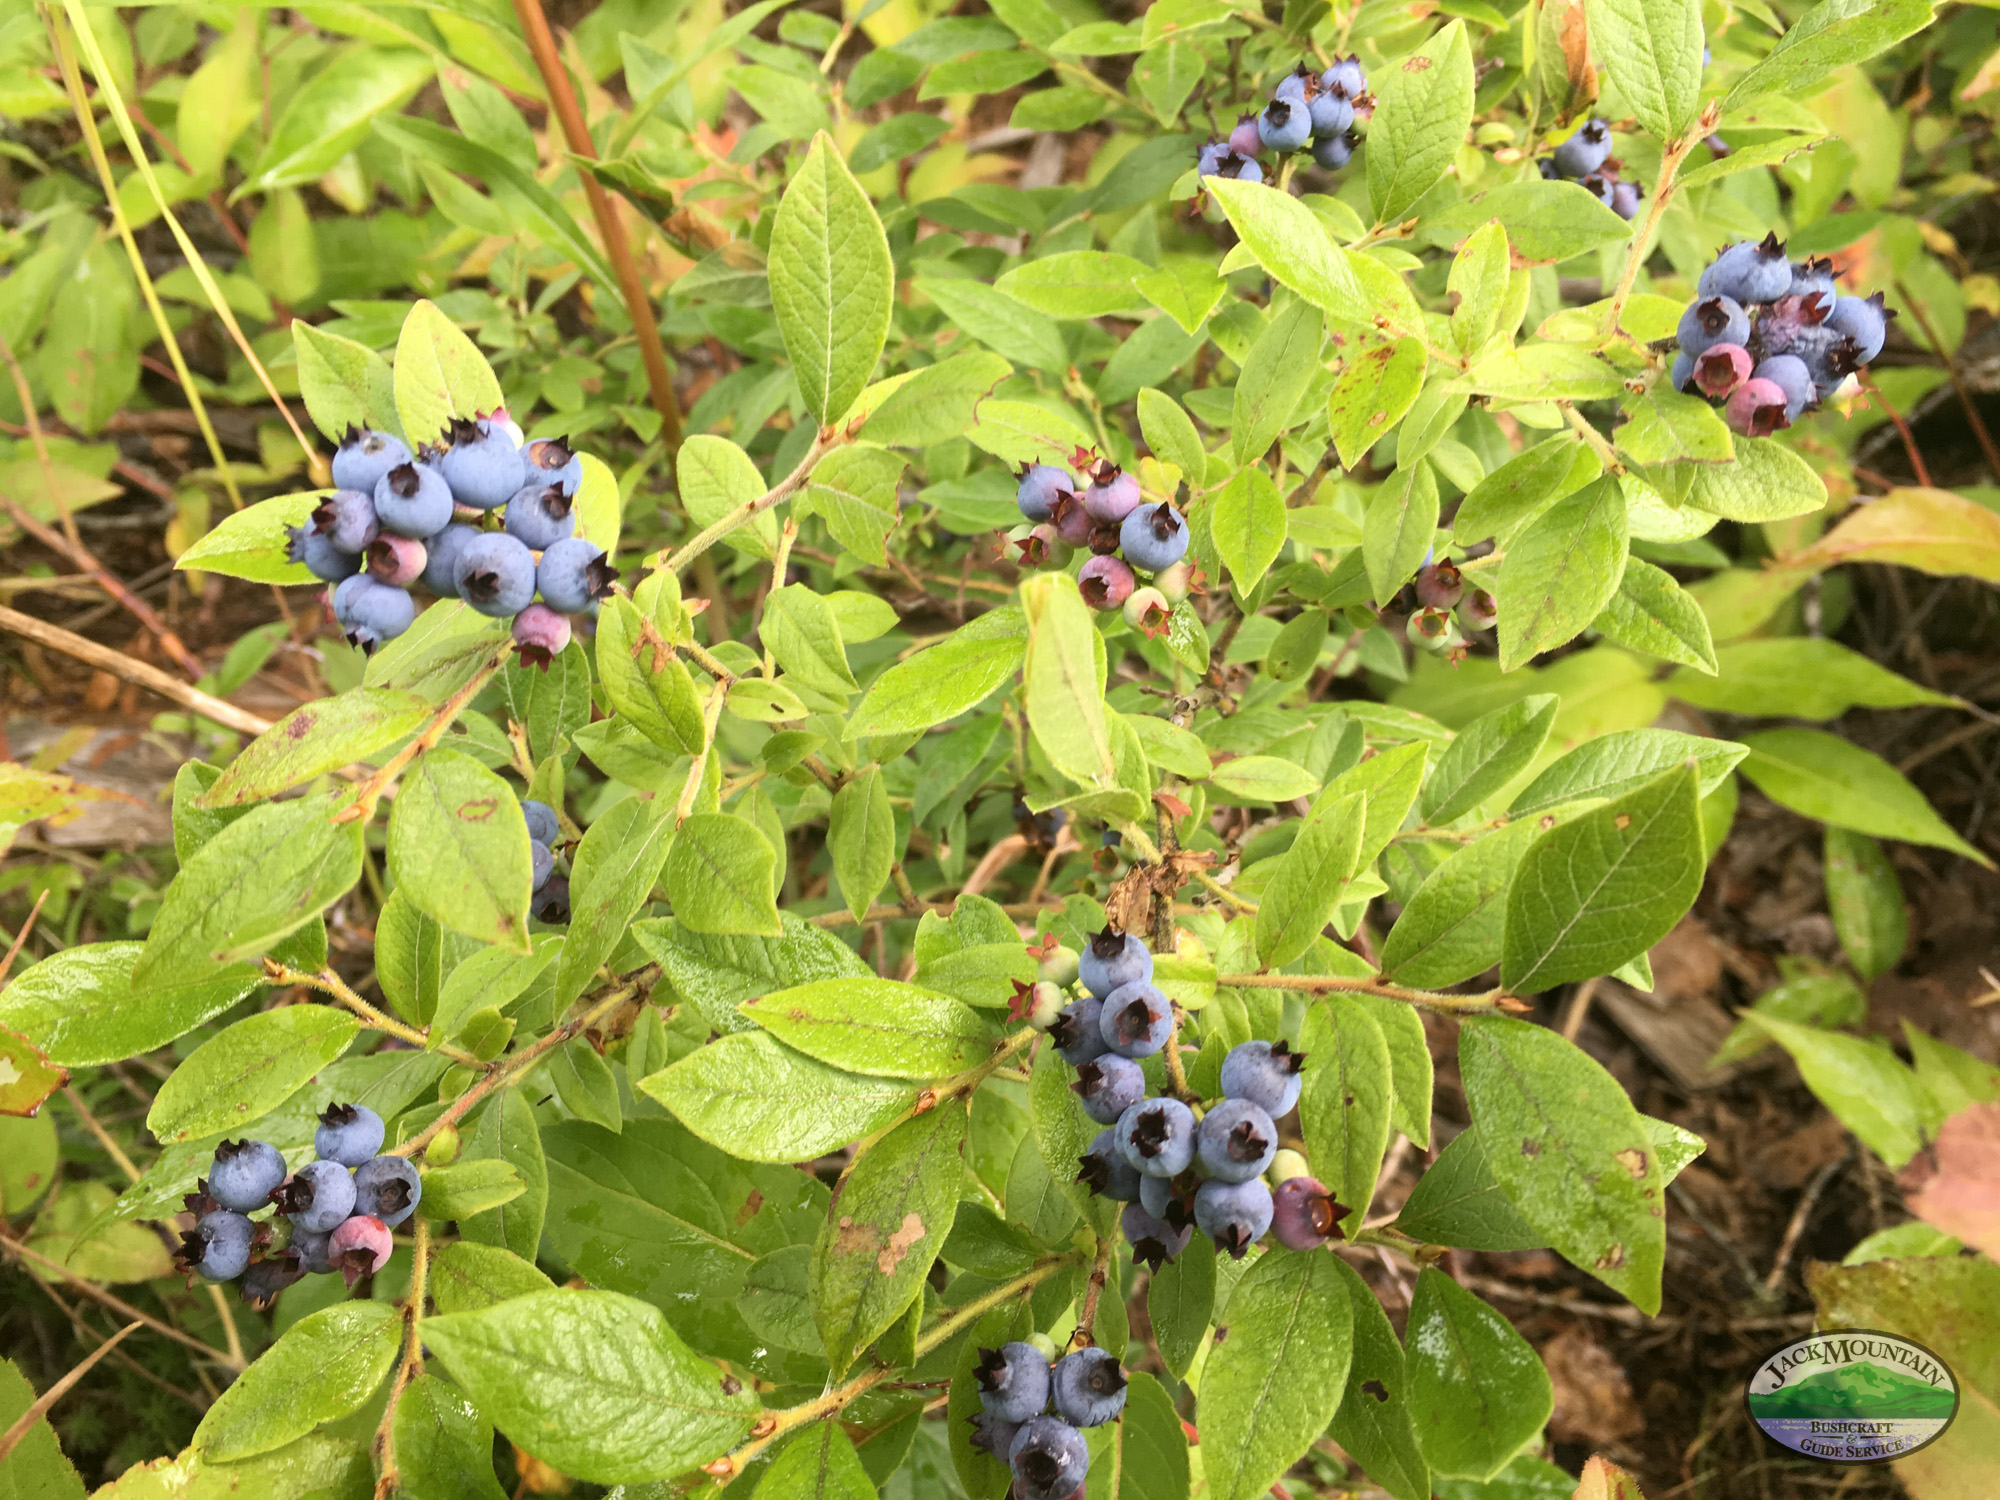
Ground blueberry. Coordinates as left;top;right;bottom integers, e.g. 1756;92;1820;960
288;525;360;583
1415;559;1464;610
1256;97;1311;154
1197;1098;1278;1183
1826;292;1893;364
1273;68;1309;103
1078;555;1136;609
1610;180;1642;221
974;1342;1051;1424
1049;995;1109;1067
1755;354;1815;421
521;799;561;845
373;462;454;539
1017;463;1077;523
1072;1054;1146;1125
1076;1127;1143;1201
176;1210;254;1282
1038;944;1081;988
314;1102;386;1167
1308;90;1353;139
1552;119;1612;179
513;603;574;670
532;875;571;924
1079;929;1152;999
1670;351;1696;392
1233;154;1265;183
1459;587;1499;632
1007;1417;1089;1500
1676;295;1750;357
1311;130;1356;171
331;428;413;495
488;409;526;449
531;839;555;893
419;522;480;595
353;1155;422;1229
967;1412;1021;1460
291;1227;335;1274
1195;1176;1274;1258
1081;461;1142;524
239;1251;306;1307
364;533;427;588
1139;1169;1196;1227
1099;981;1173;1059
524;436;585;497
1220;1039;1307;1115
1724;376;1792;437
338;579;416;655
440;417;529;510
327;1214;394;1286
1120;502;1189;571
1115;1097;1196;1178
1321;56;1366;98
208;1139;287;1213
504;482;577;551
1122;1200;1193;1269
537;537;617;613
455;532;538;618
330;573;370;626
1578;172;1617;207
274;1158;358;1233
1227;114;1264;158
310;489;381;555
1051;1347;1127;1427
1270;1174;1350;1250
1790;257;1838;305
1698;233;1791;305
1196;140;1229;179
1693;343;1753;399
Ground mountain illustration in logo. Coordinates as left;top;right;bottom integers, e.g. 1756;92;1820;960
1749;1361;1957;1420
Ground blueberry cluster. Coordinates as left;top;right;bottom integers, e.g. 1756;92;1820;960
522;795;570;924
1013;454;1194;635
1537;118;1642;221
174;1103;421;1306
287;419;617;665
1669;235;1894;436
1404;554;1497;658
968;1340;1128;1500
1195;56;1371;183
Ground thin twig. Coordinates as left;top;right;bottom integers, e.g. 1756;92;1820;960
0;1237;245;1371
663;430;843;575
0;889;49;986
372;1218;431;1500
63;1086;140;1183
1559;976;1602;1043
1763;1148;1850;1298
1217;971;1523;1013
0;1320;141;1465
333;650;509;824
0;604;270;736
1861;377;1932;488
1892;278;2000;482
265;964;484;1068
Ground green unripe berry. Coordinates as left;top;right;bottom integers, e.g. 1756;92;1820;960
1039;944;1081;988
1268;1148;1313;1184
426;1123;462;1167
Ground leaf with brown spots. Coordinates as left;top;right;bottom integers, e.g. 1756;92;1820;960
388;747;534;955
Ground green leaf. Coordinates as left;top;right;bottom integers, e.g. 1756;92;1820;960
1502;763;1704;992
1207;755;1320;802
365;604;510;702
679;434;776;560
552;793;679;1007
1496;475;1629;671
1824;828;1908;982
1368;21;1475;226
1748;1013;1927;1166
1453;435;1594;546
201;689;430;807
770;133;893;424
1363;462;1441;609
245;47;432;193
133;791;362;988
996;251;1150;319
798;443;906;566
195;1302;399;1462
457;1086;547;1263
1721;0;1934;111
393;1375;508;1500
812;1101;967;1372
1463;342;1625;402
1594;557;1719;672
0;941;258;1067
1022;571;1114;787
293;321;397;443
392;298;504;448
171;490;319;585
388;748;533;955
1351;990;1434;1147
1203;177;1370;330
640;1029;920;1162
1459;1015;1668;1311
421;1289;760;1483
1318;739;1430;869
1404;1267;1553;1480
1446;221;1510;359
1509;728;1747;814
547;1037;624;1134
829;767;896;921
1084;1371;1189;1499
1419;181;1633;267
1681;434;1827;521
1670;637;1956;719
1615;384;1734;465
1146;1235;1216;1379
1233;299;1325;465
849;110;948;173
1299;996;1392;1233
498;639;594;768
1422;695;1558;825
1198;1249;1354;1500
1255;793;1365;971
757;1421;879;1500
1327;1257;1429;1500
859;351;1012;448
1136;388;1207;483
1135;259;1226;336
1031;1041;1117;1236
765;585;857;695
1328;340;1427;470
1393;1125;1548;1251
420;1159;528;1221
1739;728;1989;865
1209;466;1287;598
917;276;1068;373
0;1350;83;1496
1379;820;1548;989
1584;0;1702;142
667;813;782;936
145;1005;359;1144
742;977;992;1080
634;912;871;1034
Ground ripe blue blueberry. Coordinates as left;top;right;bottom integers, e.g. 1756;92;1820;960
1311;132;1356;171
1698;233;1791;305
503;482;577;551
1115;1097;1196;1178
968;1413;1020;1461
1579;172;1617;207
1677;295;1750;358
1099;981;1173;1059
1197;1098;1278;1183
1273;68;1309;102
373;462;454;539
531;839;555;893
1007;1417;1090;1500
177;1211;254;1282
1076;1127;1143;1201
440;417;528;510
208;1139;287;1213
1122;1200;1193;1269
274;1159;357;1232
1078;555;1136;611
1826;292;1893;364
1670;351;1696;392
1321;55;1365;98
537;537;617;614
1051;1348;1127;1428
1308;89;1354;140
524;436;585;496
533;875;571;924
455;533;538;618
338;579;416;655
419;522;480;596
1195;1176;1274;1258
288;526;359;583
1049;996;1108;1067
974;1342;1051;1424
1552;119;1612;179
328;1214;394;1286
291;1227;335;1274
1016;463;1077;522
331;428;413;495
1789;257;1838;306
1196;140;1228;179
1755;354;1816;422
353;1155;423;1229
1611;180;1642;221
1220;1039;1306;1115
1072;1054;1146;1124
1256;97;1311;154
1231;154;1264;183
310;489;381;555
314;1103;385;1167
239;1252;306;1307
1119;503;1189;571
1271;1174;1349;1250
1079;928;1152;999
1139;1170;1195;1227
521;799;561;845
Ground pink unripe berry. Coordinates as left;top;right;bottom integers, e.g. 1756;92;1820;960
1078;555;1136;610
1725;377;1791;437
1693;343;1753;399
363;533;427;587
1270;1174;1349;1250
1050;494;1094;548
327;1215;393;1286
1015;524;1065;567
512;603;572;669
1413;560;1464;610
1458;588;1498;631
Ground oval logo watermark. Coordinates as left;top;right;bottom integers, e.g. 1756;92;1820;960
1747;1328;1959;1463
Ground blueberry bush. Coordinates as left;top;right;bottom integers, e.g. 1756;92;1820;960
2;0;1998;1495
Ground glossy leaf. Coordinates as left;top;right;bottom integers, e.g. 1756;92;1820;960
1404;1267;1553;1480
742;978;992;1080
1421;695;1558;825
145;1005;360;1143
194;1303;400;1461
